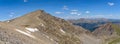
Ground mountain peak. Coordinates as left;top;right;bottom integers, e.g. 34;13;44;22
5;10;86;44
8;10;52;27
33;10;45;13
24;10;47;17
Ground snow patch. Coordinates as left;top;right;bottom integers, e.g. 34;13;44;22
42;34;50;39
41;24;45;27
50;38;54;41
39;23;45;27
25;27;38;32
26;31;31;34
16;29;36;39
7;21;10;22
60;28;66;33
46;35;50;39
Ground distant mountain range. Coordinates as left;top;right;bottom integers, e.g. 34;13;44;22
68;18;120;31
0;10;120;44
68;18;120;44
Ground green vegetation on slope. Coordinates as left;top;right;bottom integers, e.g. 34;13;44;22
108;24;120;44
108;38;120;44
111;24;120;35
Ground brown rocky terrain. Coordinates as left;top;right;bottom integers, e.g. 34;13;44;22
3;10;120;44
68;18;120;44
93;23;115;36
93;23;120;44
0;10;103;44
0;10;81;44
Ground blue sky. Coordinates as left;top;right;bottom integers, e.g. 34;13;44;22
0;0;120;21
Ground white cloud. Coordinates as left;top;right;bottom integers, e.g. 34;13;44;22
70;12;78;15
9;12;15;17
82;15;112;18
70;11;81;16
85;11;90;14
24;0;28;2
63;6;69;10
71;10;78;11
61;14;120;19
70;9;81;16
108;2;114;6
77;13;81;16
62;15;81;19
55;12;64;14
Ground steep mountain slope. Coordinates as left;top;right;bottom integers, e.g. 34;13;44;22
0;10;83;44
93;23;115;36
0;10;104;44
93;23;120;44
9;10;85;34
108;24;120;44
69;18;120;44
0;22;55;44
